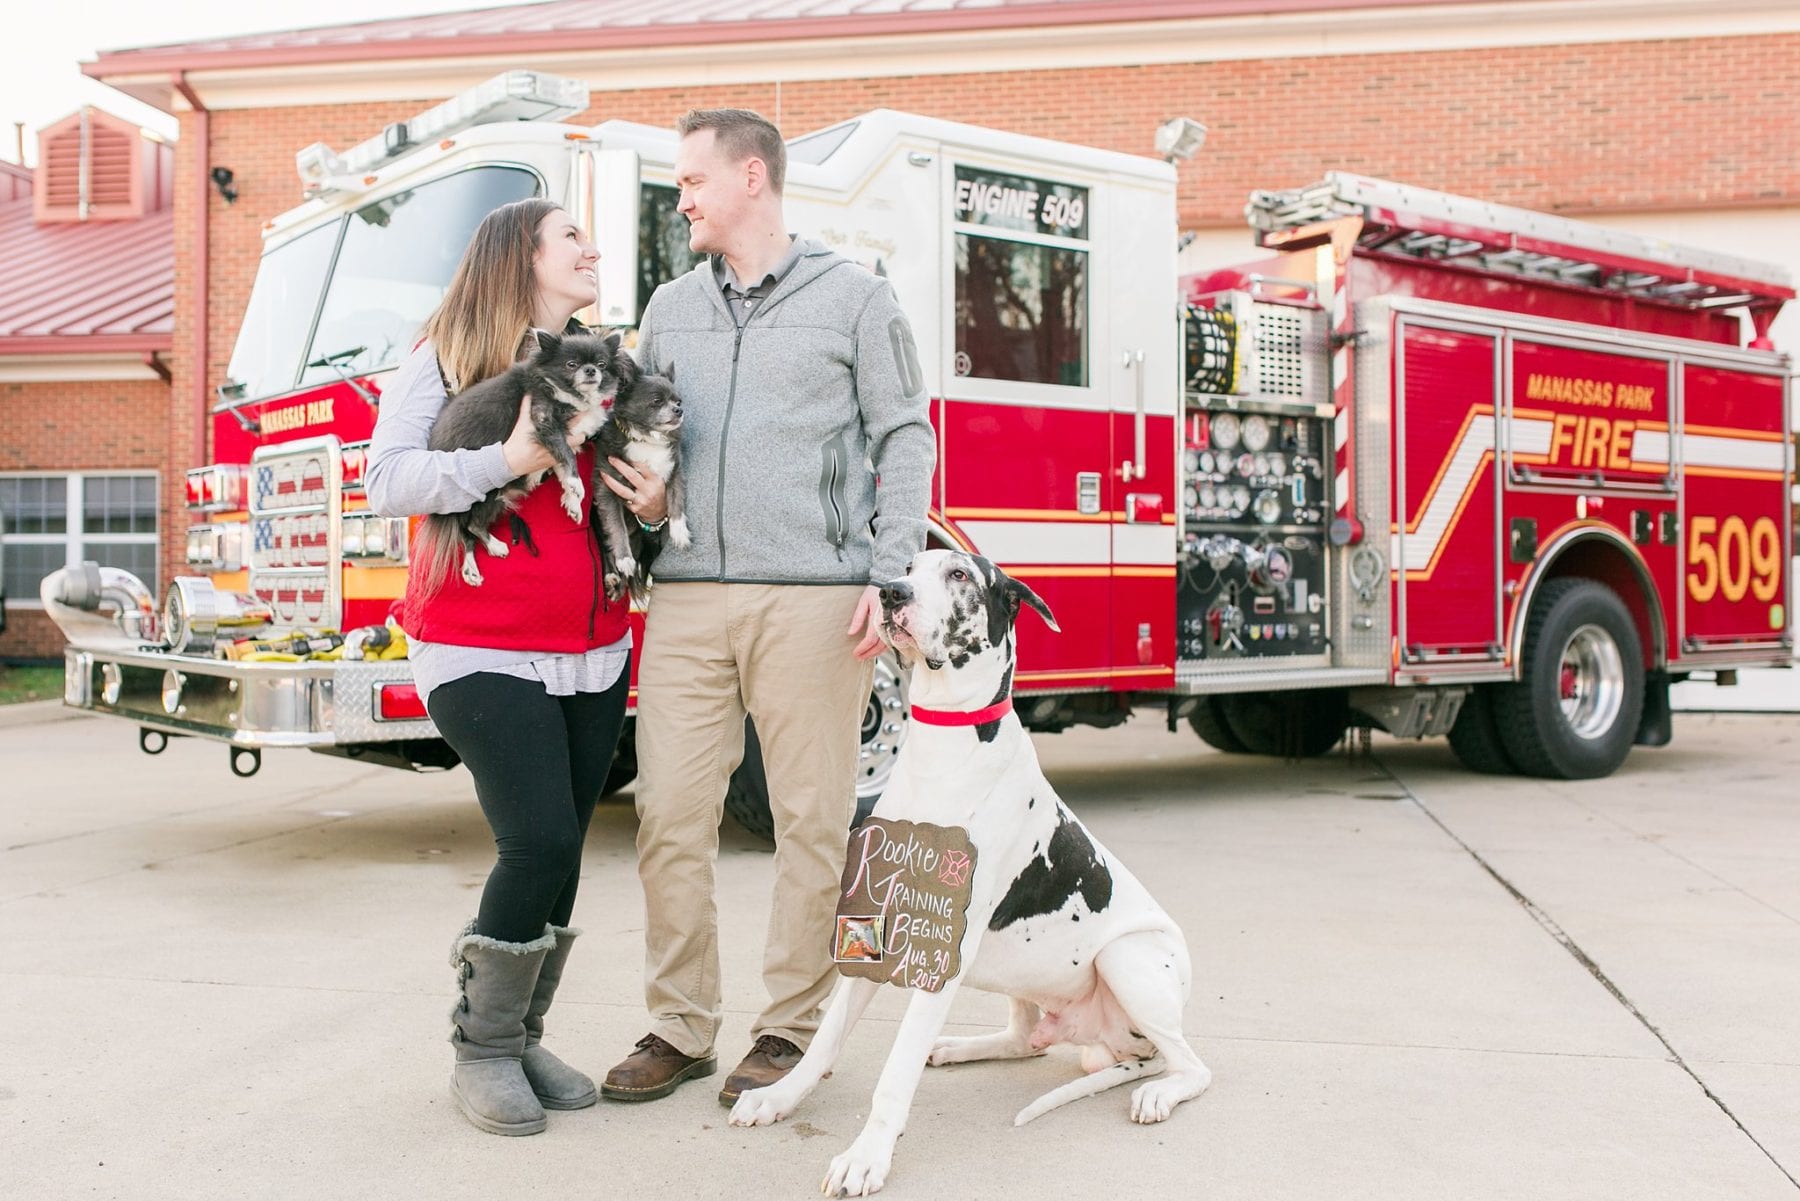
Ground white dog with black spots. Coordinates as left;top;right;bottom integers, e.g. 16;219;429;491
730;549;1211;1196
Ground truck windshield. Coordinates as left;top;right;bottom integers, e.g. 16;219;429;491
300;166;539;387
223;166;539;402
222;222;336;403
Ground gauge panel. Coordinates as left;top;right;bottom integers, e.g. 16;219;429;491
1178;408;1331;660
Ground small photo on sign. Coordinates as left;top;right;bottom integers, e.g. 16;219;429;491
834;916;884;963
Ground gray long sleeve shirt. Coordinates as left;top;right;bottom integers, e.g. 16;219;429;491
367;342;629;703
635;237;936;585
367;343;517;518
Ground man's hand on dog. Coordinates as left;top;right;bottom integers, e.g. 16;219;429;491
848;586;885;660
500;396;586;477
599;456;668;523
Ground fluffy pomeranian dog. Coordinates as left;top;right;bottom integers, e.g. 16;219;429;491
414;329;631;592
591;364;688;603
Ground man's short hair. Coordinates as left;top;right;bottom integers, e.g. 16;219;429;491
677;108;786;194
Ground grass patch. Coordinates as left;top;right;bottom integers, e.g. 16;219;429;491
0;665;64;706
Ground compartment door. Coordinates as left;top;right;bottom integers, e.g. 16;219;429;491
1395;320;1502;660
1678;364;1790;651
1106;175;1178;687
940;161;1113;688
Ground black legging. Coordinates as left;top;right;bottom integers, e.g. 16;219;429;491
427;667;629;944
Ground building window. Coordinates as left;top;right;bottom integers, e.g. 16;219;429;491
0;473;159;605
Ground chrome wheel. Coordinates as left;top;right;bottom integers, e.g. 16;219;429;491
1558;623;1624;740
1494;578;1643;780
856;652;908;800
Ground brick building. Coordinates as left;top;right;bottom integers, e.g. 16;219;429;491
10;0;1791;660
0;109;174;660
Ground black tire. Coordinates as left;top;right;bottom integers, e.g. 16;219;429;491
722;651;908;842
600;718;637;797
724;717;775;842
1220;689;1348;758
1187;695;1252;753
723;718;886;841
1446;685;1517;775
1492;578;1644;779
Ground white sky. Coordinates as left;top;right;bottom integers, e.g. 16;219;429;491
2;1;529;163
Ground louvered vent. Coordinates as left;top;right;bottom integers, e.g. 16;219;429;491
1249;302;1306;397
34;108;162;223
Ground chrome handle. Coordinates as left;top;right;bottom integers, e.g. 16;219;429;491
1120;349;1146;481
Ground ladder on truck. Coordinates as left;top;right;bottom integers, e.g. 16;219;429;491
1248;172;1795;317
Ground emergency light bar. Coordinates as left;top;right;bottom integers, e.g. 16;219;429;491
1249;172;1795;311
295;70;589;197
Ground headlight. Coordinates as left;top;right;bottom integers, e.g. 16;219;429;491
341;516;366;557
362;517;387;557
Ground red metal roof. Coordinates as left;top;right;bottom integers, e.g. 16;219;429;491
87;0;1489;75
0;190;174;354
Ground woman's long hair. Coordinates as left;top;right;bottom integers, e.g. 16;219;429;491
409;197;560;599
423;197;561;391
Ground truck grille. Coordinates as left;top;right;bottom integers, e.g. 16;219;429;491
249;436;343;630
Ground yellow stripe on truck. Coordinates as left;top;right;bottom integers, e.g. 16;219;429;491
342;565;409;600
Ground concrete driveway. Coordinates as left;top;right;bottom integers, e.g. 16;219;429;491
2;703;1797;1200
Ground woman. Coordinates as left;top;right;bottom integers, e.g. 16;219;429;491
367;198;666;1137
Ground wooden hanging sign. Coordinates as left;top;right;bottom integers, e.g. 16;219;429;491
833;817;978;993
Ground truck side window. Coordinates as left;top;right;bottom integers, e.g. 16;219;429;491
950;165;1090;389
954;234;1089;388
638;183;703;325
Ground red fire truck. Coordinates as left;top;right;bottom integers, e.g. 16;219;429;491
46;71;1793;833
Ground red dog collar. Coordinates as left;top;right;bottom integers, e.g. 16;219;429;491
911;698;1013;727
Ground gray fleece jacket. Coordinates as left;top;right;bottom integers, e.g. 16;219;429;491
635;237;935;585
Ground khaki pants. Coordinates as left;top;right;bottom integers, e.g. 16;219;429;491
634;581;873;1056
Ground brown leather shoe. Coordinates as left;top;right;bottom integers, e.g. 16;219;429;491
717;1034;804;1106
600;1034;717;1102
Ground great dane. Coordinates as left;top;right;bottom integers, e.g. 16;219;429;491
729;550;1210;1196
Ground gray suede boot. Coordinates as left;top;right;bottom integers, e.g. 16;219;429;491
448;922;555;1136
522;925;598;1109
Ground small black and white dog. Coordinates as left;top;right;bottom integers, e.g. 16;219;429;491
415;329;629;591
590;364;689;603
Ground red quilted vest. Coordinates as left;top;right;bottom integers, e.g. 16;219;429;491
400;444;627;652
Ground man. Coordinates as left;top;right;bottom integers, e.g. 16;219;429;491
601;109;935;1106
